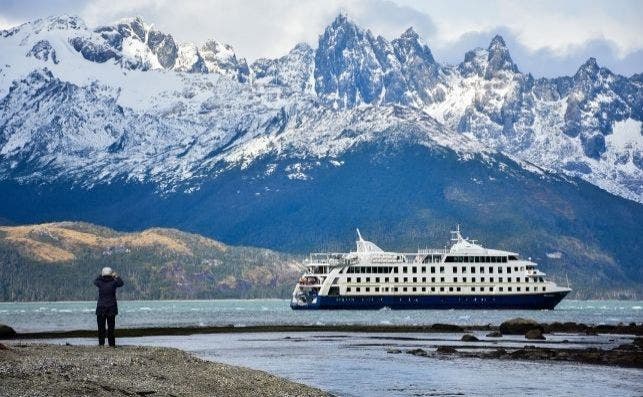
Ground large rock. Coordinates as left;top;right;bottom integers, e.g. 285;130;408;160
525;328;546;340
0;324;16;339
499;318;544;335
461;334;479;342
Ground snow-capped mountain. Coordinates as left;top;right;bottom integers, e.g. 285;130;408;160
1;15;642;297
1;14;640;202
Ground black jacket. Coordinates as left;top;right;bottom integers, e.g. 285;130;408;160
94;275;124;316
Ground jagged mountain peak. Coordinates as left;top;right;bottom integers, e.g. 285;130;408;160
400;27;420;40
485;34;518;77
575;57;601;77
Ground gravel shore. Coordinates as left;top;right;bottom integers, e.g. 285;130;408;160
0;344;330;397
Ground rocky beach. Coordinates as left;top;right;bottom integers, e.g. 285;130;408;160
0;343;330;397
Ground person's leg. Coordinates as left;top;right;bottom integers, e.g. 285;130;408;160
97;314;106;346
107;315;116;347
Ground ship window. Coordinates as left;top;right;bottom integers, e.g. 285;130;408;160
481;277;485;282
471;287;476;292
490;257;495;263
498;267;503;274
470;267;475;273
542;287;546;291
508;287;512;292
516;277;520;283
539;277;544;282
508;255;518;260
403;267;408;273
449;287;453;292
347;277;351;283
489;267;493;273
508;277;512;282
376;277;380;283
421;267;426;273
394;277;399;283
480;267;485;273
445;256;454;262
514;267;518;272
412;267;417;273
499;277;503;282
453;266;458;273
440;287;444;292
357;277;361;283
456;287;461;292
365;287;370;292
502;257;508;263
367;277;372;282
499;287;503;292
413;277;417;283
472;277;476;283
480;287;485;292
440;277;445;282
385;277;389;283
394;287;398;292
422;287;426;292
474;256;479;263
517;287;521;292
403;287;407;292
453;277;458;283
431;287;435;292
422;277;426;283
460;266;465;273
526;287;530;292
431;277;435;283
489;286;494;292
430;267;435;274
439;266;445;273
329;286;340;296
463;277;467;282
490;277;494;283
356;287;361;292
507;267;512;274
375;287;380;292
412;287;417;292
403;277;408;283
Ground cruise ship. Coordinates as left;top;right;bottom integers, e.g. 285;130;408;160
291;227;571;310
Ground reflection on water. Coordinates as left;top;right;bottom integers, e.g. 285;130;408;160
0;299;641;333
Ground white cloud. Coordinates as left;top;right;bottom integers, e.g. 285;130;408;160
0;0;640;76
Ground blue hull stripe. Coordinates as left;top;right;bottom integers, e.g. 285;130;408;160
291;291;569;310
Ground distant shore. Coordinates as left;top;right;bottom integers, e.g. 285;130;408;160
0;344;331;397
8;321;642;340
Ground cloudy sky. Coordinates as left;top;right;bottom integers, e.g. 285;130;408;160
1;0;641;77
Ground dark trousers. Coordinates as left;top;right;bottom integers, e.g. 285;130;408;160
97;314;116;346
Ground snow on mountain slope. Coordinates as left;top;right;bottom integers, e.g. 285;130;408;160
0;14;641;203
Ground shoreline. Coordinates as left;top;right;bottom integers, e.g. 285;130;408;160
7;321;642;340
0;343;331;397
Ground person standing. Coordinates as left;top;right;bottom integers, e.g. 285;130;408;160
93;267;124;347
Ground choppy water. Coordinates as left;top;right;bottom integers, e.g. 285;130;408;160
0;299;641;333
41;332;643;397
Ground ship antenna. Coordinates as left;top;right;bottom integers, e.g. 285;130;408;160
356;228;364;241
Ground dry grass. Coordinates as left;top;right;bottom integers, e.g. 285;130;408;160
0;223;218;262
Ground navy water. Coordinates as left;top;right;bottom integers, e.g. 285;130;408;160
2;299;642;396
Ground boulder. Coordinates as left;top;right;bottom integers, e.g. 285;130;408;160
461;334;479;342
486;331;502;338
499;318;543;335
406;348;428;357
386;348;402;354
525;328;546;340
436;346;457;354
0;324;16;339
